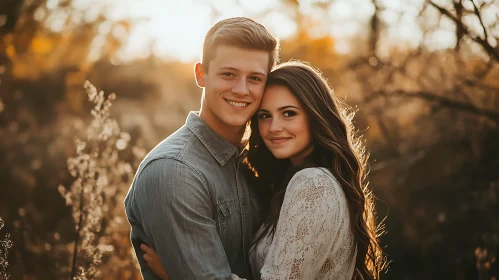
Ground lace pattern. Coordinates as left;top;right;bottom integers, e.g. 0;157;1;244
249;167;357;280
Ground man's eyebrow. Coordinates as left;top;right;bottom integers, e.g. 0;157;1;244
219;67;266;76
219;67;238;71
251;71;267;76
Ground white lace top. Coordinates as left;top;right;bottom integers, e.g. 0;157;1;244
245;167;357;280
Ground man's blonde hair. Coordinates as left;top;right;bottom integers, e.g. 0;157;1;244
202;17;279;72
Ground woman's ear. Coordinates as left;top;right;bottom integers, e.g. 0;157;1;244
194;62;205;88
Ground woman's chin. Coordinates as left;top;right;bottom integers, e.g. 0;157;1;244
269;152;290;160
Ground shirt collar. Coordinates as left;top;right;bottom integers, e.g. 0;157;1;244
186;112;239;166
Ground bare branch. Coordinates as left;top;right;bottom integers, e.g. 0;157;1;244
454;0;465;50
369;0;381;56
470;0;489;40
428;0;499;61
377;89;499;123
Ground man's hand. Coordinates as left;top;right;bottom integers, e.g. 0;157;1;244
141;244;170;280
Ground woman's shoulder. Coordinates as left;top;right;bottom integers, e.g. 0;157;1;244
287;167;346;204
289;167;340;189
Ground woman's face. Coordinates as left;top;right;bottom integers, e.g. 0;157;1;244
257;85;313;166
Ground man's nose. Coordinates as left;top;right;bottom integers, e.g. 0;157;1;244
232;78;249;96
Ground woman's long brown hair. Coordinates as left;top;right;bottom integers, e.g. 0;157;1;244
244;61;386;279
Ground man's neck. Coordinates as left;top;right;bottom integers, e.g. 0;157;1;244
217;126;245;147
198;111;245;147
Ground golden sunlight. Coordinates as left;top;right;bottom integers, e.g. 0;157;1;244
67;0;440;62
105;0;287;62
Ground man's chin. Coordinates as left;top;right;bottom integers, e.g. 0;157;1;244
218;112;247;124
224;118;250;128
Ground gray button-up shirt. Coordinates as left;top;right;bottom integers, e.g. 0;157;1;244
124;112;261;280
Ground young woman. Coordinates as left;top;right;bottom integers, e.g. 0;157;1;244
141;61;385;279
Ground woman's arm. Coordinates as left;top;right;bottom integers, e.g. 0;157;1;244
140;243;247;280
141;244;169;280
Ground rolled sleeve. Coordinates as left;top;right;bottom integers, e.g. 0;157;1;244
133;158;233;279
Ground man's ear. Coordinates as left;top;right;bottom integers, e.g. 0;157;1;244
194;62;206;88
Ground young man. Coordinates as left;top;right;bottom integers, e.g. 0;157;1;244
124;17;279;279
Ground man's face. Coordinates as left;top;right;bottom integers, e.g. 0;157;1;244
196;44;269;133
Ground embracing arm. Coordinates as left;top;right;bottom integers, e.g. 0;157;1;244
133;158;245;280
259;168;356;280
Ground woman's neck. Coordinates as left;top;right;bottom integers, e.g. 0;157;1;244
289;145;315;167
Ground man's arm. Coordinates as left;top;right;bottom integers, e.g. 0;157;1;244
134;158;233;279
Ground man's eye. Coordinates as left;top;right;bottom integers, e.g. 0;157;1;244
283;111;297;117
250;76;262;81
222;72;234;77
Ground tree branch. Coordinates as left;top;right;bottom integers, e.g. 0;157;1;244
428;0;499;61
470;0;488;40
376;89;499;123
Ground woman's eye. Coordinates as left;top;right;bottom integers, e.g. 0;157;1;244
283;111;297;117
257;113;270;120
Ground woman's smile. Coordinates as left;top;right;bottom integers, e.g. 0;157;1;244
269;137;292;144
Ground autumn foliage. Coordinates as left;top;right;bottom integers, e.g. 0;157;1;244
0;0;498;279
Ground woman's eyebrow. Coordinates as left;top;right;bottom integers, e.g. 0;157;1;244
277;105;300;111
257;106;300;113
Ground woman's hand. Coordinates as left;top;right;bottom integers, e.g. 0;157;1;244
140;244;170;280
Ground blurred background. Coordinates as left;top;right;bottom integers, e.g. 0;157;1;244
0;0;498;279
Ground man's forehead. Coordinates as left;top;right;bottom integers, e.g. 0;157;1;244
210;45;269;72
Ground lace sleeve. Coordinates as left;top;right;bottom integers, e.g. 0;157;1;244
260;168;355;280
